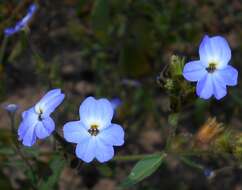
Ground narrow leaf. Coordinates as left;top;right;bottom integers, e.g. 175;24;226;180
120;153;166;188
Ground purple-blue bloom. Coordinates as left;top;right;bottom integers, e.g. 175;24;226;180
4;4;37;36
183;35;238;100
18;89;65;147
63;97;125;163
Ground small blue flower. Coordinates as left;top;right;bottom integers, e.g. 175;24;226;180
4;104;19;114
18;89;65;147
63;97;125;163
4;4;37;36
183;35;238;100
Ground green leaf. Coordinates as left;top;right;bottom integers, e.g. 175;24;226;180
120;153;166;188
38;155;66;190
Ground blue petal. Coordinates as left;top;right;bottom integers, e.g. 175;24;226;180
28;4;38;14
199;35;231;69
4;28;17;36
196;74;213;99
217;65;238;86
75;137;96;163
22;124;36;147
37;89;61;105
95;139;114;163
79;97;114;130
183;60;207;82
35;117;55;139
35;89;65;116
63;121;90;143
98;124;124;146
4;4;37;37
18;108;38;140
212;73;227;100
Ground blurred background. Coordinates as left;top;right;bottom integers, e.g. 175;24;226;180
1;0;242;189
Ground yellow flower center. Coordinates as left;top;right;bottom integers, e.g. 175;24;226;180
88;124;99;136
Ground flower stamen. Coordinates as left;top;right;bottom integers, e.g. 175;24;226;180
88;124;99;136
38;109;43;121
206;62;217;73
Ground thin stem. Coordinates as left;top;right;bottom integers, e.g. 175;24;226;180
113;153;162;162
8;114;37;190
53;131;73;155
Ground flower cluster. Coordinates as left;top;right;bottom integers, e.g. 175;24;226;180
4;4;37;36
183;35;238;100
17;89;124;163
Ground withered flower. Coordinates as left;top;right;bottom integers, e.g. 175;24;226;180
194;117;224;148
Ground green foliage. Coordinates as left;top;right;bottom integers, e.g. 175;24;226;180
38;154;66;190
120;153;166;188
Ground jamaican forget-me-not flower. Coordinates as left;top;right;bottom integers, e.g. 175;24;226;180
18;89;65;146
4;4;37;36
183;35;238;100
63;97;125;163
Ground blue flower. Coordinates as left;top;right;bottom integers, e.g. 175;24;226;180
18;89;65;147
183;35;238;100
63;97;125;163
4;4;37;36
4;104;19;114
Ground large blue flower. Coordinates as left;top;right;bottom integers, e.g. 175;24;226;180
63;97;125;163
18;89;65;146
4;4;37;36
183;35;238;100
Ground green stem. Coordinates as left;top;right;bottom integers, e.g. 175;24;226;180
8;114;37;190
179;156;204;171
113;153;162;162
53;131;73;155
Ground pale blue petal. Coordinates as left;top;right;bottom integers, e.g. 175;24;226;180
95;139;114;163
36;89;61;107
196;74;213;99
22;124;36;147
217;65;238;86
183;61;207;82
212;74;227;100
18;108;38;140
35;117;55;139
35;89;65;116
63;121;90;143
75;137;96;163
79;97;114;129
43;94;65;116
18;121;29;141
35;122;49;139
98;124;124;146
199;35;231;69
